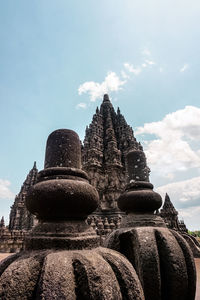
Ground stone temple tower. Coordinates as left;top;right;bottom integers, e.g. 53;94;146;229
160;193;180;230
9;162;38;231
82;94;150;218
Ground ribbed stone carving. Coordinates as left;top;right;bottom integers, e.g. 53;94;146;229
0;129;144;300
105;149;196;300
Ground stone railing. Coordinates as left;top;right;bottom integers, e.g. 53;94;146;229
87;216;121;236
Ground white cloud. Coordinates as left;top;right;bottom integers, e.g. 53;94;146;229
0;179;14;199
156;176;200;206
78;72;126;102
179;206;200;230
124;63;141;75
155;177;200;230
145;59;155;65
76;102;87;109
180;63;189;72
142;48;151;56
179;206;200;219
165;173;175;180
121;70;130;79
78;54;157;101
136;106;200;178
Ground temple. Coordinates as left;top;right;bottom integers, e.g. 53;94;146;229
82;94;149;218
0;94;199;257
9;162;38;231
0;162;38;252
160;193;187;232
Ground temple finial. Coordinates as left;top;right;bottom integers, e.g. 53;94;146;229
165;193;169;200
0;216;5;228
103;94;110;102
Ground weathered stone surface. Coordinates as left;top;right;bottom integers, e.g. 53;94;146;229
105;149;196;300
126;150;150;182
0;129;145;300
171;230;197;299
25;221;100;250
0;248;144;300
181;233;200;258
26;179;99;221
98;247;144;300
44;129;81;169
0;251;47;299
106;225;196;300
118;181;162;214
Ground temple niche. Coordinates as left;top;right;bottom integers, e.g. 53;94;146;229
82;94;147;218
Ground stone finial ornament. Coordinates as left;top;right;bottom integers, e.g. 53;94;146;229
0;129;144;300
126;150;150;183
105;149;196;300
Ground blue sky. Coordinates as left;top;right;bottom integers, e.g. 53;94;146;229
1;0;200;229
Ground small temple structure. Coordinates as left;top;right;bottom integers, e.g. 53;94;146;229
0;162;38;252
160;193;200;257
9;162;38;231
159;193;188;232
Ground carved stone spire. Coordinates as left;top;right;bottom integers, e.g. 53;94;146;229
22;161;38;192
0;217;5;228
160;193;180;230
161;193;178;215
103;102;121;167
0;129;144;299
9;162;38;231
82;94;146;216
103;93;111;103
106;150;196;300
160;193;200;258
